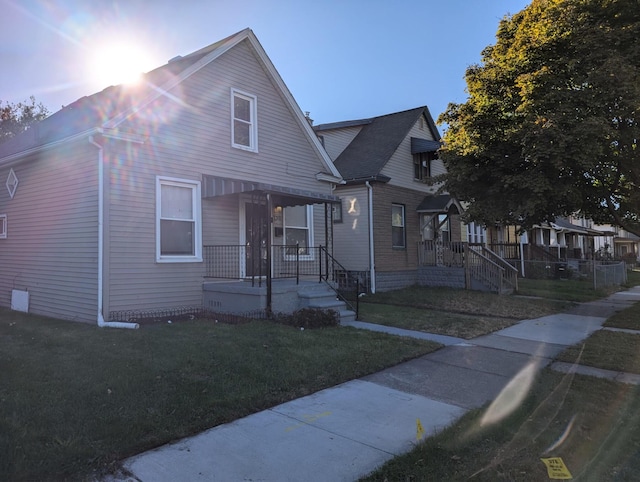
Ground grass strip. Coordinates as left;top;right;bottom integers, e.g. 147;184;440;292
362;370;640;481
358;303;519;339
362;285;572;319
604;299;640;331
555;330;640;375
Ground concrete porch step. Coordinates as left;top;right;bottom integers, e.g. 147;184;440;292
339;309;356;323
298;288;357;323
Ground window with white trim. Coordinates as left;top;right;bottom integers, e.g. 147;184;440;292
156;177;202;262
332;200;343;223
284;205;313;257
0;214;6;239
392;204;406;249
467;222;486;244
231;89;258;152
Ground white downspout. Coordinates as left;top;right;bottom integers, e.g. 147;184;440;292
89;136;139;329
365;181;376;293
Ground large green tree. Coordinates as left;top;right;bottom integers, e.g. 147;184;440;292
0;96;49;144
439;0;640;236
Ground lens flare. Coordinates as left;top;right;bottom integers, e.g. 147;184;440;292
481;360;540;426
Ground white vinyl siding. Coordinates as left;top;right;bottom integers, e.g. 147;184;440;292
116;40;329;193
380;116;446;192
6;168;18;198
105;39;336;315
231;89;258;152
156;176;202;262
332;186;370;271
316;126;363;161
0;142;99;322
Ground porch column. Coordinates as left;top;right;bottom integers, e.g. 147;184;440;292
266;193;272;316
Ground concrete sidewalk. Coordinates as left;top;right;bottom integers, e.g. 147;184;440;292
113;286;640;482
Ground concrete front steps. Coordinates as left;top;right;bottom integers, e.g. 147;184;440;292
297;283;356;323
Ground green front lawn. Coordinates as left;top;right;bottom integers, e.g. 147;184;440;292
358;303;519;339
0;309;439;481
357;285;572;338
604;295;640;331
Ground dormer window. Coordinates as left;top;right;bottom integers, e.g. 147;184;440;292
413;152;435;181
231;89;258;152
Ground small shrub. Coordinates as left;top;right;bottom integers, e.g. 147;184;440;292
274;308;340;329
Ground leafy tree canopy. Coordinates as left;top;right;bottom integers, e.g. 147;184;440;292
439;0;640;236
0;96;49;144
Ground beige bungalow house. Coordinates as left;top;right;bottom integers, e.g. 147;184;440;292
0;29;354;326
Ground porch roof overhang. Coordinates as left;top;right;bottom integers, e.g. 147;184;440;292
416;194;462;214
588;228;615;236
202;174;341;206
411;137;441;154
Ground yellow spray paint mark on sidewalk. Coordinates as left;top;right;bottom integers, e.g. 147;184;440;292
285;411;332;432
541;457;572;479
416;418;425;440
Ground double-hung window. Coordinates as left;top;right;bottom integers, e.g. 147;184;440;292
413;152;434;181
231;89;258;152
392;204;406;249
0;214;6;239
284;205;313;258
156;177;202;262
467;222;486;244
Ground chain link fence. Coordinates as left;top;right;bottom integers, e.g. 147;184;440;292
522;260;628;289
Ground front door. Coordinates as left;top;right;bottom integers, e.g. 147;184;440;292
244;202;269;277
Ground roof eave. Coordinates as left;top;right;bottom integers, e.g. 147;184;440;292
0;127;100;167
340;175;391;185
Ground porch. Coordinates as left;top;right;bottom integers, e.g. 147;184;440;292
418;240;518;294
202;244;361;321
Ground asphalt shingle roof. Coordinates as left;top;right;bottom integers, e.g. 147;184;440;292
318;106;440;182
0;31;238;161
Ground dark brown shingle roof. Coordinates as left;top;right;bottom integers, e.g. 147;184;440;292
316;106;440;182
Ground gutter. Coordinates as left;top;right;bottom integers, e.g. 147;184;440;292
89;136;139;329
0;128;98;168
365;181;376;293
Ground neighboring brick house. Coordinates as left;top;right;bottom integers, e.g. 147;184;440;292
315;107;463;292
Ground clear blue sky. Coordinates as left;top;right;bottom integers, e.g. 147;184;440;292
1;0;530;127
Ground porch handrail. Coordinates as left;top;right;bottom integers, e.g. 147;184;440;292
484;242;521;260
474;246;518;292
319;245;360;320
466;248;509;294
529;244;561;262
203;244;322;282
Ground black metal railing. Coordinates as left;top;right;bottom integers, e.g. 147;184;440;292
203;245;323;281
319;246;360;319
203;244;361;319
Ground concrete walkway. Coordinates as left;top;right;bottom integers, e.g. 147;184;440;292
112;287;640;482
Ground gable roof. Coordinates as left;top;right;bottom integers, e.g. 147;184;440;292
314;106;440;182
0;29;341;180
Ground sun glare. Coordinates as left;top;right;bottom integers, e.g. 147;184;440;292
88;40;154;88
